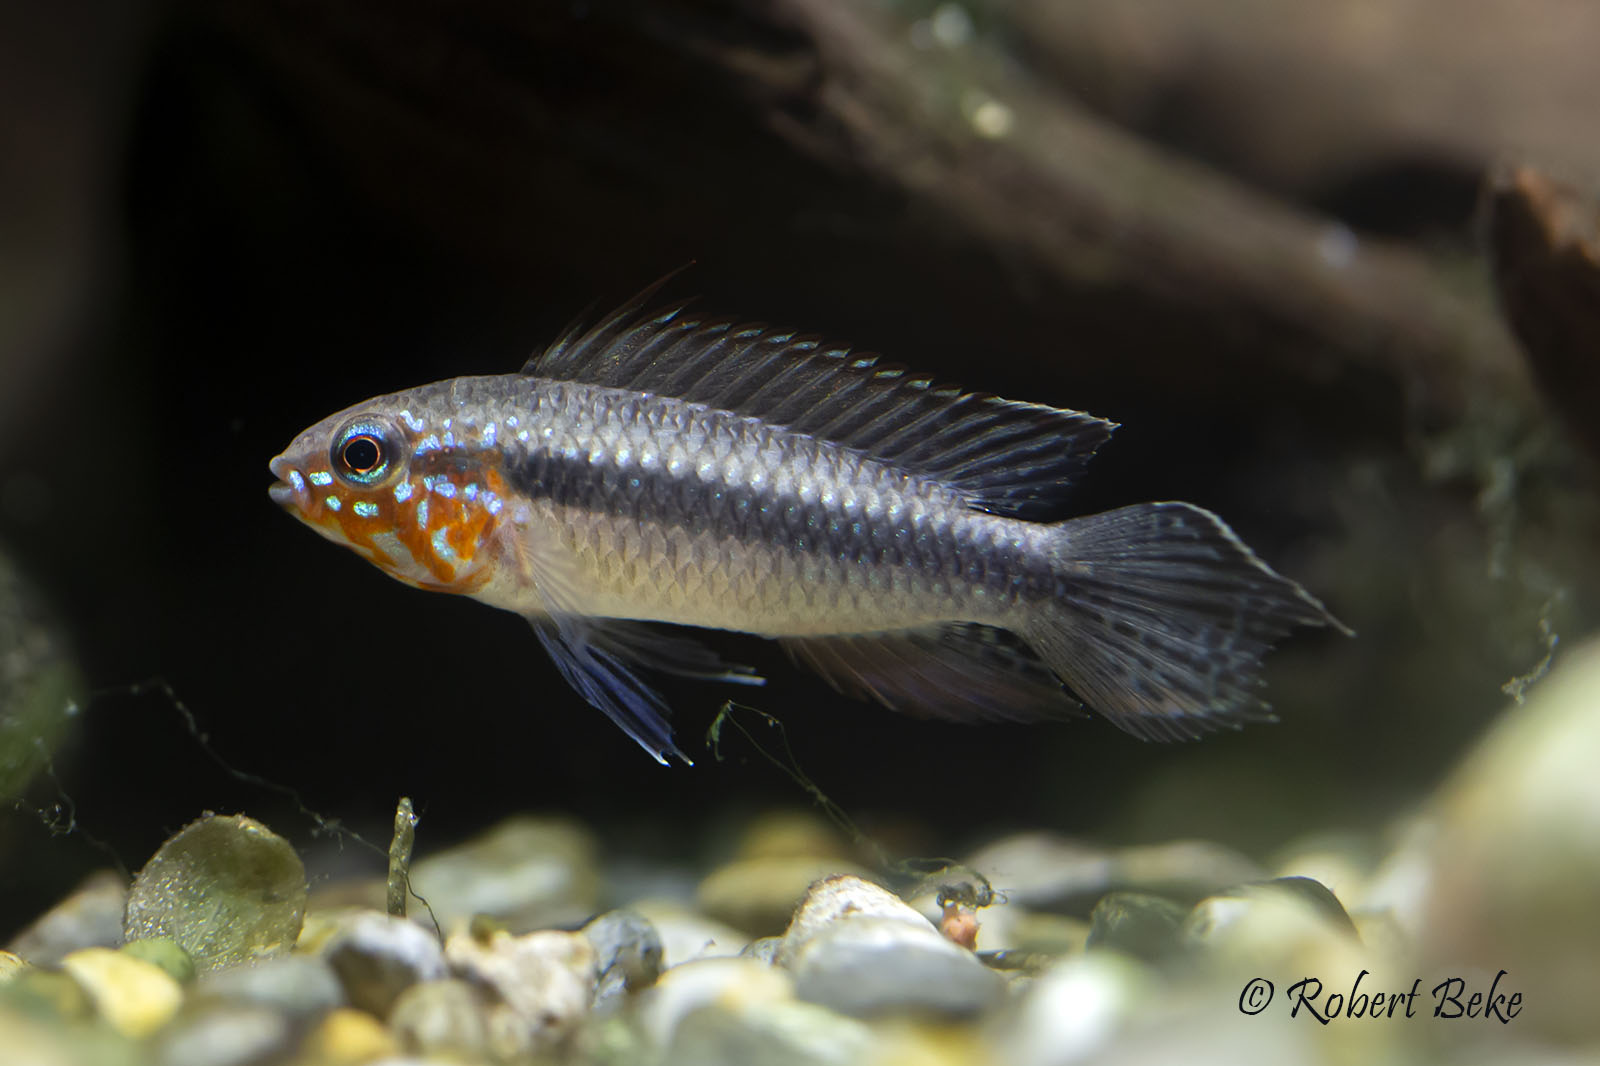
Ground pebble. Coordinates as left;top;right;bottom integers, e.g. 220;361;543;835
662;999;877;1066
387;978;491;1059
963;833;1264;916
1112;840;1265;902
0;1002;138;1066
155;1002;295;1066
295;907;363;955
734;810;854;861
637;956;795;1048
1373;636;1600;1041
697;856;873;937
443;927;596;1052
1269;831;1378;907
3;968;94;1019
1182;876;1359;969
195;952;345;1018
960;834;1115;912
585;908;664;1008
123;814;307;973
1085;892;1189;961
6;870;128;966
318;911;446;1017
774;873;1007;1018
974;907;1089;957
629;900;750;967
60;946;183;1038
407;815;599;932
297;1006;401;1064
776;875;923;966
995;953;1147;1066
787;915;1004;1018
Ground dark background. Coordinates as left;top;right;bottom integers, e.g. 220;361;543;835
2;0;1595;938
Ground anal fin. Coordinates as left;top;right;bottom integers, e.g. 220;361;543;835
780;623;1081;724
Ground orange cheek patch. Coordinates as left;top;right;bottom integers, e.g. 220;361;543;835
382;463;510;592
318;492;407;568
302;460;509;594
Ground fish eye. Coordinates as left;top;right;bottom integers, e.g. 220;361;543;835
331;421;395;486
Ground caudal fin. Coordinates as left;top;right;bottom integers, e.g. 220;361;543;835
1022;502;1346;740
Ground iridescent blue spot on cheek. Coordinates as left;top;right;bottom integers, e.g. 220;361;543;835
463;483;479;501
433;480;457;499
324;496;342;512
353;501;379;518
416;499;430;529
414;434;441;454
288;470;306;493
309;471;334;487
393;480;414;503
399;409;425;432
485;494;503;516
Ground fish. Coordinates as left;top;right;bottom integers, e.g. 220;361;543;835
268;288;1346;764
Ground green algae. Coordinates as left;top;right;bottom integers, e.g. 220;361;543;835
123;815;306;974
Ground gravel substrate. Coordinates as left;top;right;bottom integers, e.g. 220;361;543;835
8;641;1600;1064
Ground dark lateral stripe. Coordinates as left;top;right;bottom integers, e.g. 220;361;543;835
506;447;1036;591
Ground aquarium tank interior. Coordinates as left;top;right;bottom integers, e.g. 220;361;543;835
2;1;1598;1063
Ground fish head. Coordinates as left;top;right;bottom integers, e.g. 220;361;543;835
269;392;510;595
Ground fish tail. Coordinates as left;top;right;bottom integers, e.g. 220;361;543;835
1020;502;1347;740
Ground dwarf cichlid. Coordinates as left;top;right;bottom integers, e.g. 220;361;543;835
269;290;1343;763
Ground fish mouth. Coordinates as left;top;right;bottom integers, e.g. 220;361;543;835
268;454;307;509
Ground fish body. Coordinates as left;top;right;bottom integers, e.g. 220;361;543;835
270;296;1342;762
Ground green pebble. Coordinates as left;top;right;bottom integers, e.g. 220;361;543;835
119;938;196;984
123;813;308;974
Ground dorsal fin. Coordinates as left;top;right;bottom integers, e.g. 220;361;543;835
525;296;1117;519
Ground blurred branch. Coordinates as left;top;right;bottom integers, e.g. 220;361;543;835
1489;167;1600;464
193;0;1538;433
997;0;1600;206
710;0;1532;425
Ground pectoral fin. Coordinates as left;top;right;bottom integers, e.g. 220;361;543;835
531;616;764;765
586;620;765;686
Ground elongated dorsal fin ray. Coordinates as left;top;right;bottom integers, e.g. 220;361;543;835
525;298;1117;519
532;266;697;377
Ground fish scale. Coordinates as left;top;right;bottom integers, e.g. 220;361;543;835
270;289;1345;763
